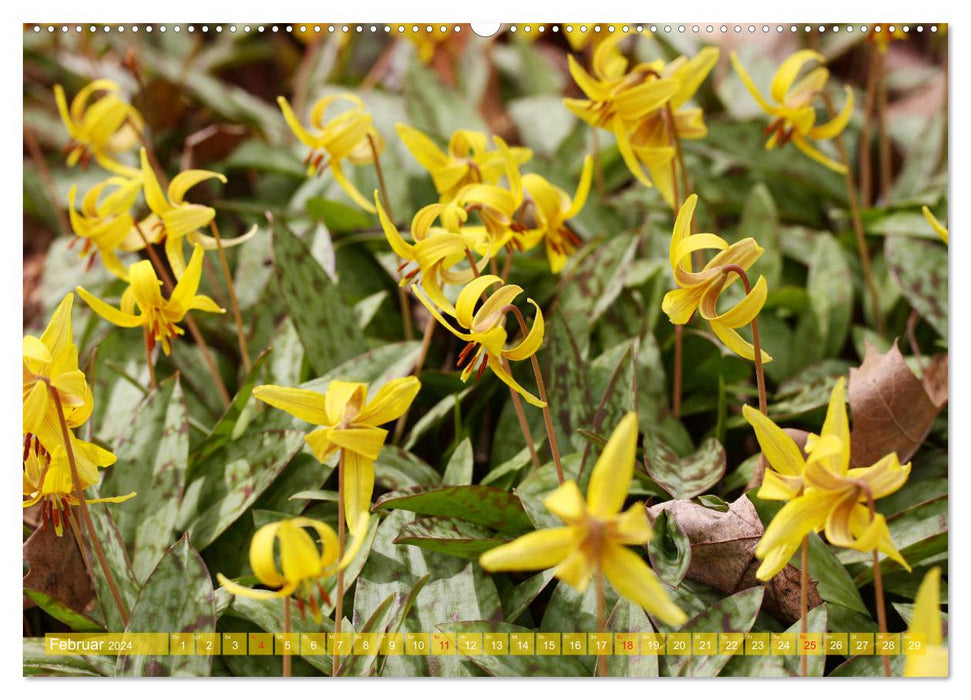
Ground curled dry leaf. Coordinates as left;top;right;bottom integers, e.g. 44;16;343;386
848;340;948;468
23;519;94;616
647;495;820;624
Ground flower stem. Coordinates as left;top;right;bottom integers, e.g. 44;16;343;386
208;221;251;373
502;357;542;471
864;486;893;677
333;450;346;678
595;570;607;678
133;223;231;407
821;93;885;337
283;596;292;678
369;133;414;343
673;325;684;418
144;327;157;389
719;265;768;417
590;128;605;198
800;536;809;677
50;385;129;628
859;49;880;208
875;50;892;201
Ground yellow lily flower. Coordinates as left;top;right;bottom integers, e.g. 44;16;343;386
23;433;134;536
252;377;421;536
412;274;546;407
277;93;381;213
480;413;686;626
519;156;593;273
564;34;680;188
67;175;146;280
730;49;854;174
396;124;533;201
904;567;948;677
76;244;225;356
216;514;369;622
139;149;237;280
53;80;143;175
391;24;453;64
376;194;491;315
754;378;911;580
922;205;949;244
661;194;772;363
562;25;614;53
23;294;94;448
743;404;808;503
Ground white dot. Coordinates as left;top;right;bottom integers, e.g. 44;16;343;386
833;26;840;33
510;25;517;32
75;25;82;32
187;25;194;33
748;25;755;33
32;25;39;32
720;25;727;33
861;25;868;32
116;26;123;33
230;25;237;33
819;25;825;32
932;25;938;32
762;25;769;33
874;25;882;33
917;25;924;32
62;25;69;32
847;26;854;33
160;26;166;33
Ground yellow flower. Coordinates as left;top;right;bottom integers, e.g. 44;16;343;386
396;124;533;201
564;34;680;188
480;413;686;625
140;149;233;280
216;515;369;621
753;378;911;580
922;205;948;244
23;294;93;448
76;244;225;356
67;175;146;280
904;567;948;677
376;194;492;315
731;49;854;173
562;25;614;53
391;24;452;64
413;274;546;407
252;377;421;536
277;93;381;212
867;24;908;54
519;156;593;273
23;433;134;536
54;80;143;175
661;194;772;363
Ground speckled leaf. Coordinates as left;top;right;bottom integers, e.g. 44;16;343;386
22;638;102;677
660;586;764;677
559;232;639;329
82;491;141;632
543;313;593;453
301;341;423;394
178;429;304;550
337;593;396;677
781;604;828;677
437;620;589;677
886;234;948;340
101;377;189;583
374;485;532;536
605;598;659;678
807;234;853;358
644;436;726;500
443;438;474;486
830;653;906;677
499;569;555;623
115;535;215;677
647;510;691;587
375;447;442;490
394;517;506;561
226;595;334;675
742;184;782;289
272;219;366;376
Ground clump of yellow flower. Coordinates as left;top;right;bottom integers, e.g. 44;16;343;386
216;515;369;621
923;205;948;244
391;24;453;64
731;49;854;174
67;175;145;280
661;194;771;363
54;80;143;175
77;244;225;356
396;124;532;202
278;93;382;212
748;378;911;580
904;567;948;677
480;412;686;626
413;274;546;407
253;377;421;536
867;24;908;54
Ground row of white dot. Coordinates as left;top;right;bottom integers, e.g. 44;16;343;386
30;24;939;35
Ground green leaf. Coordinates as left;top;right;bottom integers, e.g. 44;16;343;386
660;586;764;677
23;589;104;633
100;376;189;583
643;436;726;500
394;517;507;560
306;197;374;233
508;96;576;158
443;438;474;486
807;533;869;615
741;183;782;289
22;638;102;677
781;604;828;677
373;484;532;536
375;447;442;490
436;621;590;677
605;598;659;677
115;535;216;677
82;491;141;632
337;593;397;677
271;220;367;376
220;139;306;178
543;314;593;453
179;429;305;550
499;569;555;623
885;234;948;340
807;234;853;358
647;510;691;587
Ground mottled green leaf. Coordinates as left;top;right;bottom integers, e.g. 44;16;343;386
337;593;396;677
807;234;853;358
116;536;215;677
23;589;104;632
781;604;828;677
605;597;659;678
437;620;589;677
306;197;374;233
22;638;102;677
374;484;532;536
644;436;726;500
443;438;474;486
394;517;506;560
886;234;948;340
647;510;691;587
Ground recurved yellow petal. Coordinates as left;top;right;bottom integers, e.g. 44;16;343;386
479;527;575;572
743;404;806;477
252;385;329;425
771;50;825;104
601;542;687;626
587;412;638;517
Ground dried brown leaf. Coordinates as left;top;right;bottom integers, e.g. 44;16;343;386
648;495;820;624
848;340;947;467
23;519;94;615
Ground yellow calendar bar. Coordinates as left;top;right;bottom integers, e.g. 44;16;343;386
40;631;917;657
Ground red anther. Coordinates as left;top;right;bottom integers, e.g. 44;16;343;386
295;596;307;621
23;435;32;463
457;341;477;367
308;594;320;621
85;254;97;272
777;128;793;148
475;355;489;381
67;237;78;250
562;228;581;246
397;260;410;272
763;118;783;137
510;221;528;234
